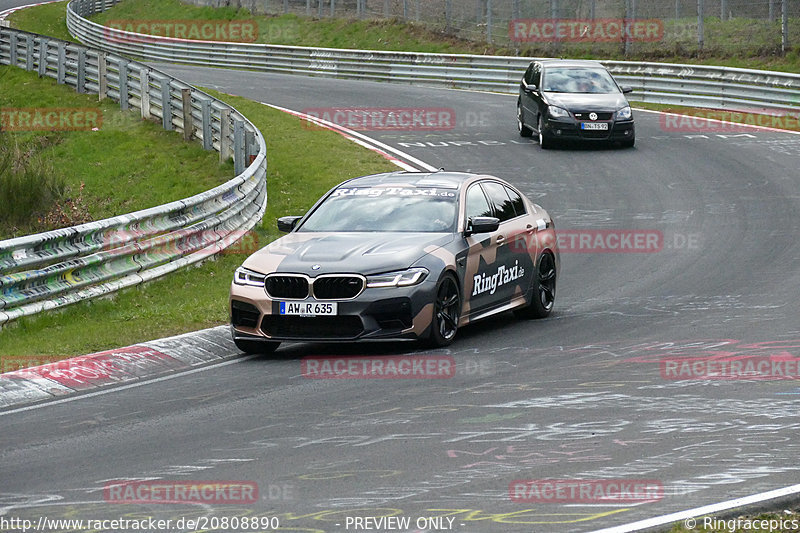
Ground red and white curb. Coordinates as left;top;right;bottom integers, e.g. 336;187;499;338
0;325;238;410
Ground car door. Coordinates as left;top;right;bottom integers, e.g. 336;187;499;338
520;62;542;126
462;182;503;316
478;181;536;309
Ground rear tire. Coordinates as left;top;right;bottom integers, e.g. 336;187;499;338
234;338;280;354
514;252;556;319
423;273;461;347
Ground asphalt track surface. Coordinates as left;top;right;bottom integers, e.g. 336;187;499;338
3;56;800;532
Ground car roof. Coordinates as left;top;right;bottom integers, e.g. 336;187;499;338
538;59;607;69
339;171;491;190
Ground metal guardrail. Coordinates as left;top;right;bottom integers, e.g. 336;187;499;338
0;25;268;326
65;0;800;116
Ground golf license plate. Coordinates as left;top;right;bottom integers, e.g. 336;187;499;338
279;301;337;316
581;122;609;130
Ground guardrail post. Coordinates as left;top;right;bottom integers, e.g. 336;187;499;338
234;119;245;175
56;42;65;84
9;33;17;66
161;78;172;130
25;36;34;71
119;60;129;110
201;98;212;151
220;108;231;163
181;88;193;141
77;48;86;93
486;0;492;44
140;68;150;118
384;0;390;18
306;0;311;16
245;130;255;165
37;38;47;77
624;0;632;56
98;53;107;100
317;0;322;17
782;0;788;53
697;0;704;50
330;0;335;17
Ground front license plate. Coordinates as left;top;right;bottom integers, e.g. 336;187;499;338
279;301;338;317
581;122;609;130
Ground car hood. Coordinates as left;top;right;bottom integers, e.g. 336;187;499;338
243;232;456;276
544;92;628;112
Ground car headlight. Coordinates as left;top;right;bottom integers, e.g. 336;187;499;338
547;106;570;119
366;267;429;288
234;266;266;287
617;106;632;120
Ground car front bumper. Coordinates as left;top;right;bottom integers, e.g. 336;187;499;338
544;117;635;142
230;279;440;343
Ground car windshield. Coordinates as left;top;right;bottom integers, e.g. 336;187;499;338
542;67;619;94
298;186;458;232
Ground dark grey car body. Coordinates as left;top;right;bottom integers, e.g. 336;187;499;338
517;59;635;148
229;171;559;353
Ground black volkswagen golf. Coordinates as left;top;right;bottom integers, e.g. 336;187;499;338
517;59;635;149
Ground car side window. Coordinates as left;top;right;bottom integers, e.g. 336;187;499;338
465;184;493;223
523;64;535;85
504;186;526;216
482;181;517;223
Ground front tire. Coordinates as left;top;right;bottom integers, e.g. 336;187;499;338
517;102;533;137
514;252;556;319
424;273;461;347
538;115;554;149
234;338;280;354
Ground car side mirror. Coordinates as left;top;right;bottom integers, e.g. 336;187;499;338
523;83;537;93
465;216;500;236
621;85;633;94
277;216;302;232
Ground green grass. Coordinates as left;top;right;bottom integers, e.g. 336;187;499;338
6;1;75;42
0;65;233;238
0;87;396;358
79;0;800;71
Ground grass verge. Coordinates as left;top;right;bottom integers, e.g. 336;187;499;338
0;87;396;358
0;65;233;238
6;1;75;43
80;0;800;71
